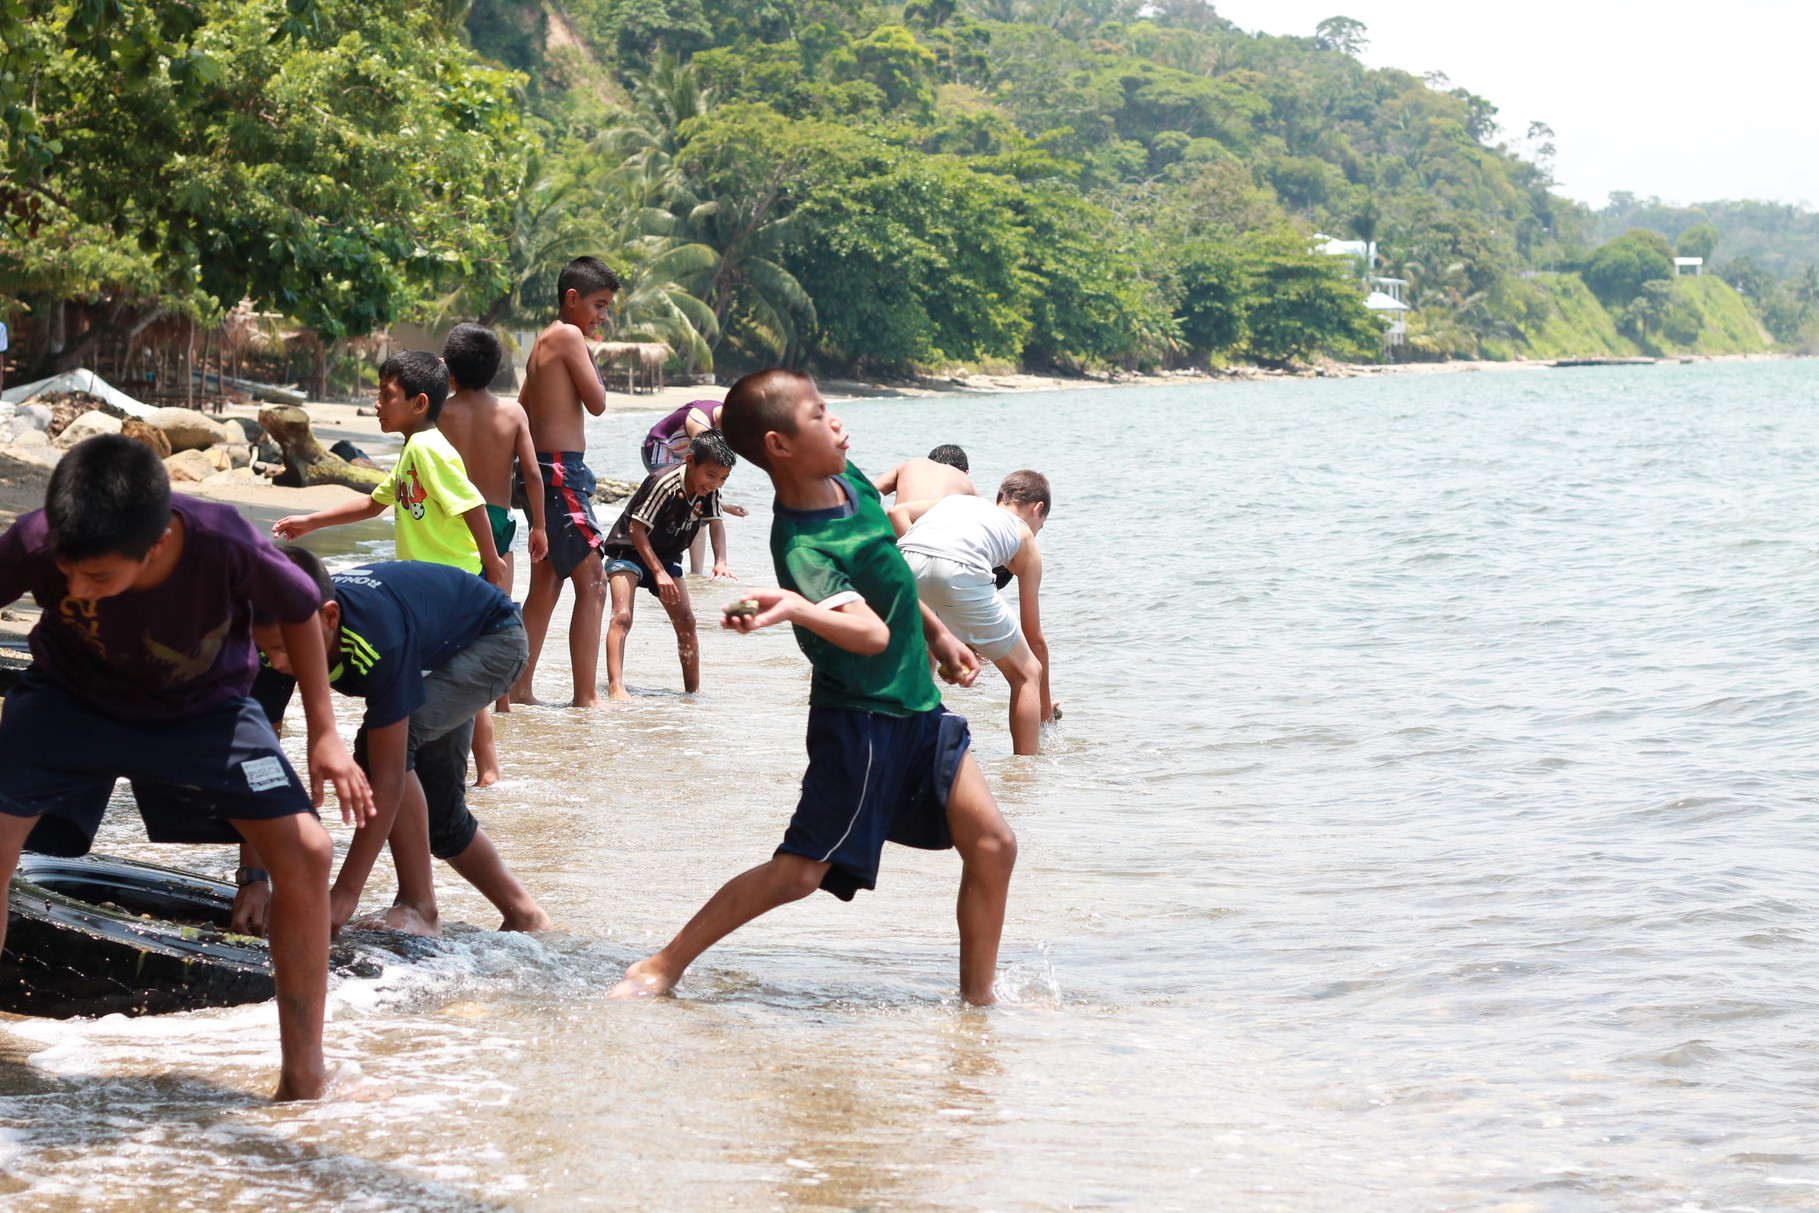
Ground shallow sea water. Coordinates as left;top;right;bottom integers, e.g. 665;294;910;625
6;360;1819;1210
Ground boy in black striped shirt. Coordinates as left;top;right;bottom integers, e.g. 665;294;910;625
600;429;736;698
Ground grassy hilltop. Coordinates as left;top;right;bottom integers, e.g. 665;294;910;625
1;1;1807;386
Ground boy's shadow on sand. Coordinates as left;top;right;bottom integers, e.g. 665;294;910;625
0;1037;514;1211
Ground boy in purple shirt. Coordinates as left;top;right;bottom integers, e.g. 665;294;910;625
0;435;374;1101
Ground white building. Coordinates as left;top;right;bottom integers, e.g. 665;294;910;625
1314;234;1410;348
1674;256;1703;276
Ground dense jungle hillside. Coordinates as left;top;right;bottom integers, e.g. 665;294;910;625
2;1;1814;389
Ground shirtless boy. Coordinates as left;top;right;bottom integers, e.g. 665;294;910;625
439;322;547;783
873;445;977;502
512;257;620;708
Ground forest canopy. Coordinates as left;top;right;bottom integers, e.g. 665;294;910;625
2;0;1813;386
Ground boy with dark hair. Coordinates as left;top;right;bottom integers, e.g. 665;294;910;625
244;547;548;937
872;444;978;503
611;370;1018;1006
513;257;621;708
600;428;735;699
271;352;507;594
0;435;374;1101
438;322;548;785
891;470;1056;754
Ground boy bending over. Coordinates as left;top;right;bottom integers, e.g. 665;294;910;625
513;256;620;708
438;322;549;785
601;429;735;699
891;472;1056;755
245;550;548;937
611;371;1017;1006
0;436;373;1100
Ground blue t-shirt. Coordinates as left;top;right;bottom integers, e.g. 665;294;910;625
263;561;517;730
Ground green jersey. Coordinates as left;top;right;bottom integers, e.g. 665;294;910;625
770;461;940;717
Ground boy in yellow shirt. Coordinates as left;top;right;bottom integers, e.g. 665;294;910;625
272;352;506;592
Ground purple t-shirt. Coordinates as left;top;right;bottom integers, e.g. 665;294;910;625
0;495;322;722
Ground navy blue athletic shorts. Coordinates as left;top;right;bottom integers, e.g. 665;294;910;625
777;704;971;901
0;671;315;857
602;547;685;599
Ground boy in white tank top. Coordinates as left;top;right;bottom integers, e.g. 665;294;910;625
890;471;1055;754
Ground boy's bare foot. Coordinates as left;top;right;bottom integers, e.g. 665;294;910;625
608;956;679;999
571;693;604;708
606;684;631;701
961;986;997;1007
272;1063;328;1102
508;690;547;707
500;904;552;932
347;905;442;937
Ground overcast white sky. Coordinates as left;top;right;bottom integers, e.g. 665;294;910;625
1208;0;1817;210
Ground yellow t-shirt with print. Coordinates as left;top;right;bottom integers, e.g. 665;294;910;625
370;429;485;573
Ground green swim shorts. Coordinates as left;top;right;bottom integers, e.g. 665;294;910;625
486;504;517;555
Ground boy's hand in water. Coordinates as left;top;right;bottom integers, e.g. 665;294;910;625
231;882;271;937
711;560;736;580
721;587;798;632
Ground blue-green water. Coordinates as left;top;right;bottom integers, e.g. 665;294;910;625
5;359;1819;1211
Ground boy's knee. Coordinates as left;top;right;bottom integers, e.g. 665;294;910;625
772;855;827;901
972;824;1018;871
610;605;634;631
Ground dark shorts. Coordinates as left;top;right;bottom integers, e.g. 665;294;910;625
777;705;971;901
601;546;684;599
352;623;528;860
0;671;314;857
486;504;517;556
522;452;602;579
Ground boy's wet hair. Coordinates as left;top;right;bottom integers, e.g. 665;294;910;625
927;444;969;472
996;469;1051;513
721;369;817;471
380;350;449;422
45;434;171;562
557;256;622;307
252;546;335;625
688;428;738;470
443;323;503;392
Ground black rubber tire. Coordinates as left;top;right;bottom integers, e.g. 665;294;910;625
1;852;279;1017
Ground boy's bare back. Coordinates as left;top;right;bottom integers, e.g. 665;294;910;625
439;388;528;508
521;320;606;454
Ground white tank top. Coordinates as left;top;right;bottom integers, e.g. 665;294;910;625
897;495;1024;575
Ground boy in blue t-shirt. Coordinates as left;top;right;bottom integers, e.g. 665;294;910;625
0;436;374;1102
244;551;547;938
610;370;1017;1006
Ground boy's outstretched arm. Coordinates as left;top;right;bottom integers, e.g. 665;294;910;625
722;587;889;655
556;327;608;417
325;719;408;933
512;409;549;562
1008;537;1053;719
460;504;509;591
277;616;374;823
272;495;387;541
872;463;903;497
886;498;941;539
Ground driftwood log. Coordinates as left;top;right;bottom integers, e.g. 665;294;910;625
257;405;386;491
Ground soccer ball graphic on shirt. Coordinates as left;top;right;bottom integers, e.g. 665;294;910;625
399;466;428;520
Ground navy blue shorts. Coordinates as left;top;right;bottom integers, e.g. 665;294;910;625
777;705;971;901
0;671;315;857
602;547;684;599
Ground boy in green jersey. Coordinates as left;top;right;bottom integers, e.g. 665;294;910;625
272;352;507;593
610;370;1017;1006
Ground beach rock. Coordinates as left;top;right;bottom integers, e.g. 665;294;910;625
53;410;123;448
200;445;234;472
145;407;238;452
254;439;281;465
225;444;252;469
13;429;48;449
223;417;265;443
592;476;640;504
41;391;125;439
120;417;172;459
203;466;258;485
11;404;51;437
257;405;386;492
163;449;217;482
